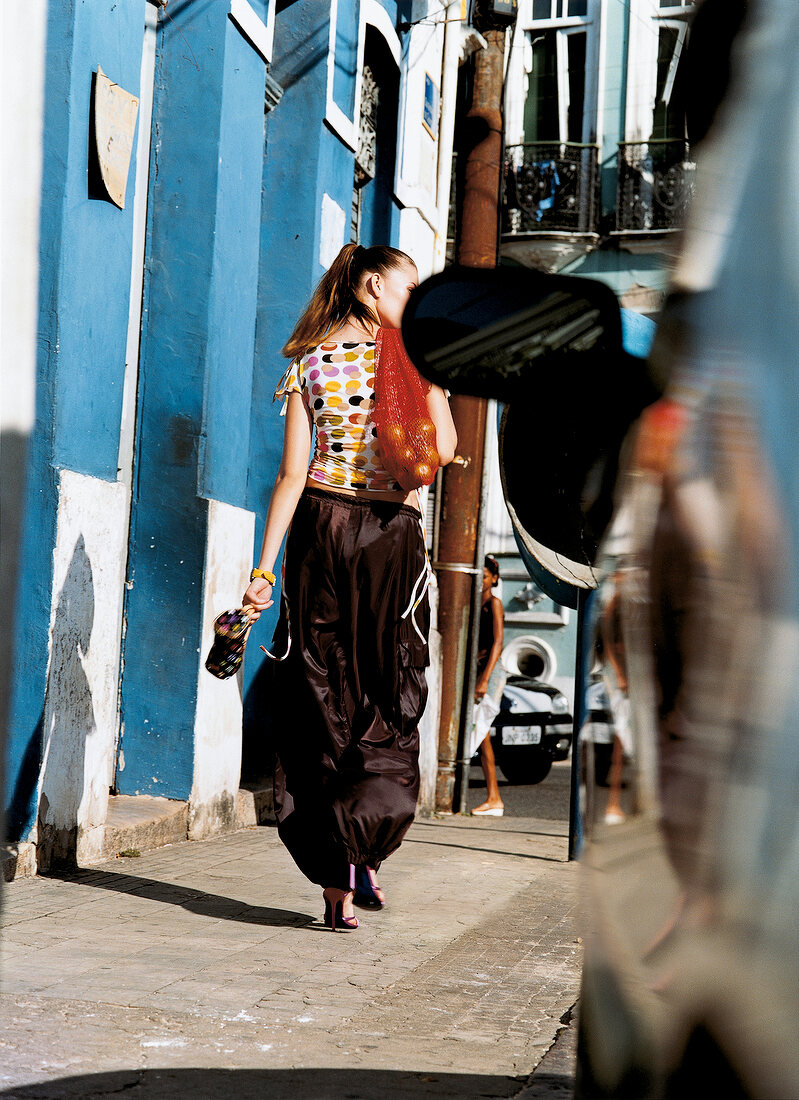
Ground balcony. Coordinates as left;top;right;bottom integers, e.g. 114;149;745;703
615;140;696;234
502;142;600;237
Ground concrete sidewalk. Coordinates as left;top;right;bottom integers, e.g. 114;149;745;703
0;814;581;1098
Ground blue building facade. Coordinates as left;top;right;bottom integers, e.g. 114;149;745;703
5;0;459;876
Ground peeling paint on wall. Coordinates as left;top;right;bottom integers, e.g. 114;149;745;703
37;470;128;870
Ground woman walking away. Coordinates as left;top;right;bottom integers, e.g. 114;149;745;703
243;244;457;931
471;555;505;817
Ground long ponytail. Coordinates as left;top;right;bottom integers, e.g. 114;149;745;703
281;243;414;361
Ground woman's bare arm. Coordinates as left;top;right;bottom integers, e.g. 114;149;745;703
243;391;311;615
426;384;458;465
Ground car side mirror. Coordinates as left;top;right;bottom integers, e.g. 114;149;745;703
402;266;659;605
402;265;624;403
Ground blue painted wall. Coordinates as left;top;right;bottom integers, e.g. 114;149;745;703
49;1;143;479
245;0;363;683
333;0;360;116
5;0;411;830
200;22;266;507
245;1;333;682
118;1;267;798
4;0;144;840
243;0;404;711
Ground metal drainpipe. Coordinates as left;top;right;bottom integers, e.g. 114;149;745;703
456;399;494;815
434;28;505;813
429;0;460;807
434;401;487;812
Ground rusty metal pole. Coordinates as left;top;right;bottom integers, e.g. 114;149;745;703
434;28;506;812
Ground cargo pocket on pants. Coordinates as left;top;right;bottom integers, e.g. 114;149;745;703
396;610;429;751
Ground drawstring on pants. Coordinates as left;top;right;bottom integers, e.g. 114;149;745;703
266;489;431;658
399;490;433;643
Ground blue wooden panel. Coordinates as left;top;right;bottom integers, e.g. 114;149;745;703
119;1;266;798
47;1;143;480
200;21;265;508
4;0;145;839
244;0;335;679
333;0;359;118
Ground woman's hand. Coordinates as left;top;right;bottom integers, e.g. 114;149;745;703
474;677;489;702
242;578;274;619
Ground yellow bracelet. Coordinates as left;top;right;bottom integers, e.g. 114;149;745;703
250;568;276;585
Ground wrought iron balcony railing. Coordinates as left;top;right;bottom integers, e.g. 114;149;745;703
616;140;696;232
502;142;600;235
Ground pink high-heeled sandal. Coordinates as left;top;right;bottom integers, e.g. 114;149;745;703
322;888;359;932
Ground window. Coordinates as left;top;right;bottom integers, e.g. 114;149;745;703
524;28;587;143
623;0;696;145
523;0;592;145
652;24;687;140
533;0;587;16
617;0;697;230
525;32;557;141
650;1;696;140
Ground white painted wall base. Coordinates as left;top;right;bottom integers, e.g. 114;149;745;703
37;469;129;869
190;498;256;841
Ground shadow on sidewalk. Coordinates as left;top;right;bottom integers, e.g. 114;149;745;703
47;868;313;927
405;836;566;864
413;820;570;840
0;1067;547;1099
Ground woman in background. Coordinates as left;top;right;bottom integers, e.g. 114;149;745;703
472;555;505;817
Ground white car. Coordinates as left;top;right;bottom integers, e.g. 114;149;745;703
489;675;573;785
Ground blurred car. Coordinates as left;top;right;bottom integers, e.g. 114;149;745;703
404;5;799;1089
575;5;799;1096
488;675;572;784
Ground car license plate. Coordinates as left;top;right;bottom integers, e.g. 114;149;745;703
501;726;542;746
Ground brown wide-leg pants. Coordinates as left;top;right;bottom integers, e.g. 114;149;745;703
271;487;430;891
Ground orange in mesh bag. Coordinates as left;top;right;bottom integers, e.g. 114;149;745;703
373;327;440;491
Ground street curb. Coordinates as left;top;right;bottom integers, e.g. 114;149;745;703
517;1002;579;1098
2;783;275;883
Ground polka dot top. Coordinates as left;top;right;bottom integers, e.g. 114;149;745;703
273;341;401;492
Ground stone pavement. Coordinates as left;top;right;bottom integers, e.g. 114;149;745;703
0;814;581;1098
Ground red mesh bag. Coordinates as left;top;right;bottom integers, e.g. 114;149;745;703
373;326;439;491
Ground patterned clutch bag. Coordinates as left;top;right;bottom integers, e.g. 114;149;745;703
205;607;256;680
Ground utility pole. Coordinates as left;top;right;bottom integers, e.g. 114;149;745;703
434;11;511;812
